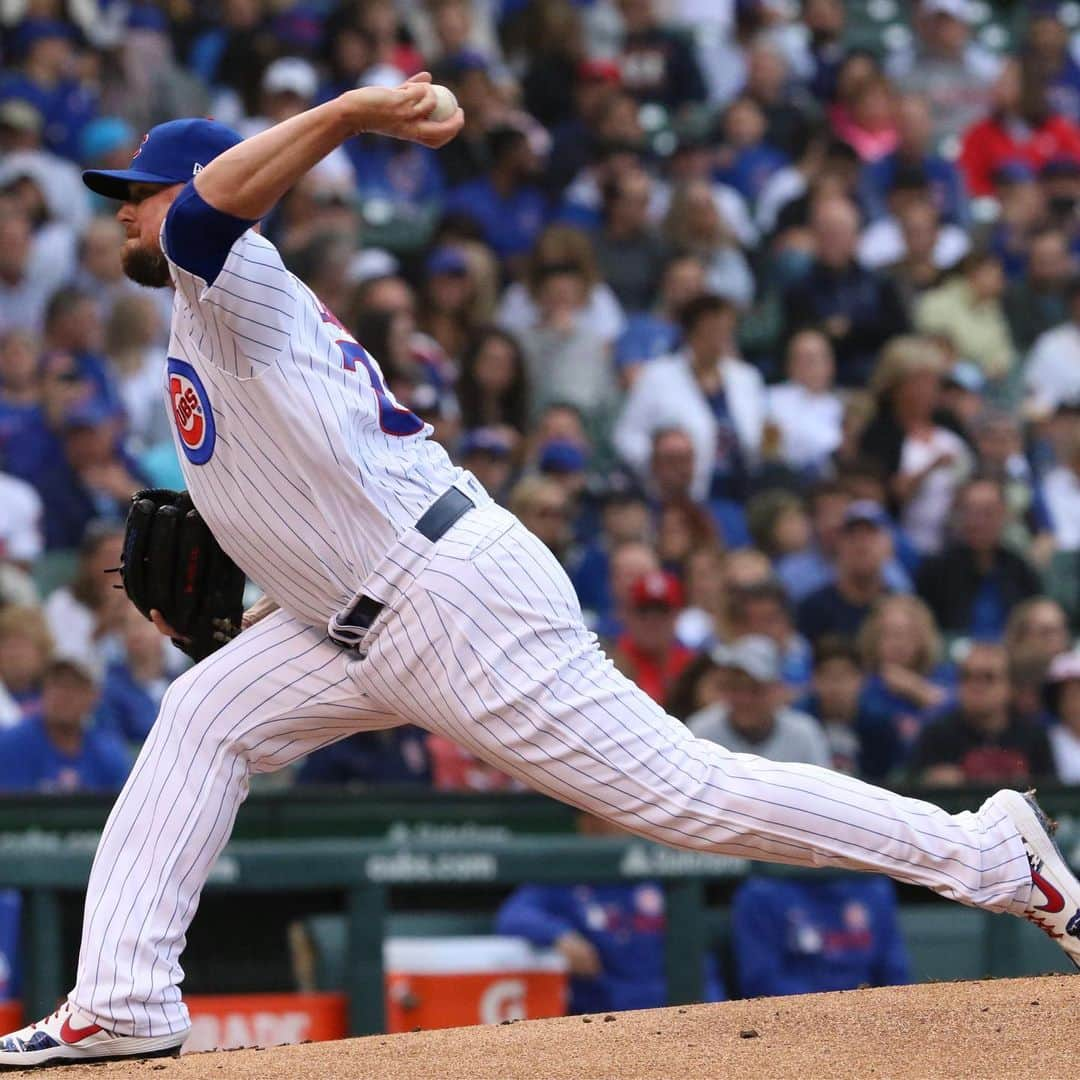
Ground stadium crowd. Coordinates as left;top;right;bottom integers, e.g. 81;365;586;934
1;0;1080;802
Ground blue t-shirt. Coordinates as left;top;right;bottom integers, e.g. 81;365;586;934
345;138;445;207
0;76;97;160
33;441;147;550
0;400;62;482
731;875;909;998
614;315;680;371
566;541;612;628
0;717;130;793
797;583;885;644
496;881;724;1014
714;143;789;204
1047;55;1080;123
72;351;123;417
860;152;968;226
295;727;431;786
860;666;954;761
443;178;547;260
708;497;751;548
96;662;165;746
797;692;902;780
969;574;1006;639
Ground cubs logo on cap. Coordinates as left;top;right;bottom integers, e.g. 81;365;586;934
167;357;216;465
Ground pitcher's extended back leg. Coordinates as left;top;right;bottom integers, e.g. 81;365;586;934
366;518;1034;916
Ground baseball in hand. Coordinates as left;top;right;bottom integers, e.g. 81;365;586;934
428;84;458;122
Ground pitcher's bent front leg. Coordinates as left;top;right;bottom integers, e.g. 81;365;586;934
70;611;400;1036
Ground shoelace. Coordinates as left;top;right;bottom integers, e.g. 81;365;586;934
28;1004;66;1033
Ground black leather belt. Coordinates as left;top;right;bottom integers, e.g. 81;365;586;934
337;487;475;636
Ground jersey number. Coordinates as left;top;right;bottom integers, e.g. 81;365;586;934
337;340;425;437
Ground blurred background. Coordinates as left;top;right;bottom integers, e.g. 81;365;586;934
1;0;1080;1051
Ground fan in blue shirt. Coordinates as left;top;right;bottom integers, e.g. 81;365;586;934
444;127;546;265
731;874;910;997
0;21;98;161
495;815;724;1014
0;660;129;794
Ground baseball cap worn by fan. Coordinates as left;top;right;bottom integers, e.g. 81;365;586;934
842;500;890;531
921;0;973;21
460;427;513;459
81;119;243;201
538;439;588;475
262;57;318;101
62;397;118;432
426;246;469;277
630;571;683;611
1044;649;1080;713
711;635;780;684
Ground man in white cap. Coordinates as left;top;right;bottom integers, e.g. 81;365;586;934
687;635;832;767
238;57;357;189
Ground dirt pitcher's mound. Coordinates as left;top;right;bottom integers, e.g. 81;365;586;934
13;975;1078;1080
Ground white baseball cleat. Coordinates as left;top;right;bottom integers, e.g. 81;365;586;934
989;788;1080;971
0;1000;185;1069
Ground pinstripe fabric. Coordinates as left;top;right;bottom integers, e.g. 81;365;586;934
69;502;1031;1038
163;228;457;627
69;610;398;1036
358;506;1032;912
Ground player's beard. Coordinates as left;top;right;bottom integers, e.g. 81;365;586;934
122;243;171;288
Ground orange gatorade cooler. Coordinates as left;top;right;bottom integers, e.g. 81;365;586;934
384;936;568;1032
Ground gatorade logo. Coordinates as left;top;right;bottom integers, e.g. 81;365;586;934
168;357;216;465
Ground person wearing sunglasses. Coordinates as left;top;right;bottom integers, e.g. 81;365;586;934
910;641;1056;787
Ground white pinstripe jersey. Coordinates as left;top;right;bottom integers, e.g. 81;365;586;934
161;216;462;627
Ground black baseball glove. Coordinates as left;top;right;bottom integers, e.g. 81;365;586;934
119;488;246;662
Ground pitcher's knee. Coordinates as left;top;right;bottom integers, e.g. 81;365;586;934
154;664;254;762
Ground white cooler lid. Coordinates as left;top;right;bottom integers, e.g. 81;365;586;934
384;936;568;975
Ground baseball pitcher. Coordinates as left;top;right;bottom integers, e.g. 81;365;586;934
1;74;1076;1068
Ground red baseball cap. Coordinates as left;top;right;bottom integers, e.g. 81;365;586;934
629;571;683;611
578;59;621;85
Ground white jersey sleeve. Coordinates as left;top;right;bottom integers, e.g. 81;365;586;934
161;181;297;379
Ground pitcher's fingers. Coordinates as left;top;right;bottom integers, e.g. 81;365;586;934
413;109;465;146
150;609;189;642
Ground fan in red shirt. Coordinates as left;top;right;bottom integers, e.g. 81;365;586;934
959;57;1080;197
612;571;694;706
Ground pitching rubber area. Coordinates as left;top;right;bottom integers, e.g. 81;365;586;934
6;975;1075;1079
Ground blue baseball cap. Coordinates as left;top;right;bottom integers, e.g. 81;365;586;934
842;500;891;531
538;439;588;475
460;427;513;458
426;246;468;277
62;397;119;431
81;118;243;201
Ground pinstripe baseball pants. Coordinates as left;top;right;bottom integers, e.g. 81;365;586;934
70;498;1033;1036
